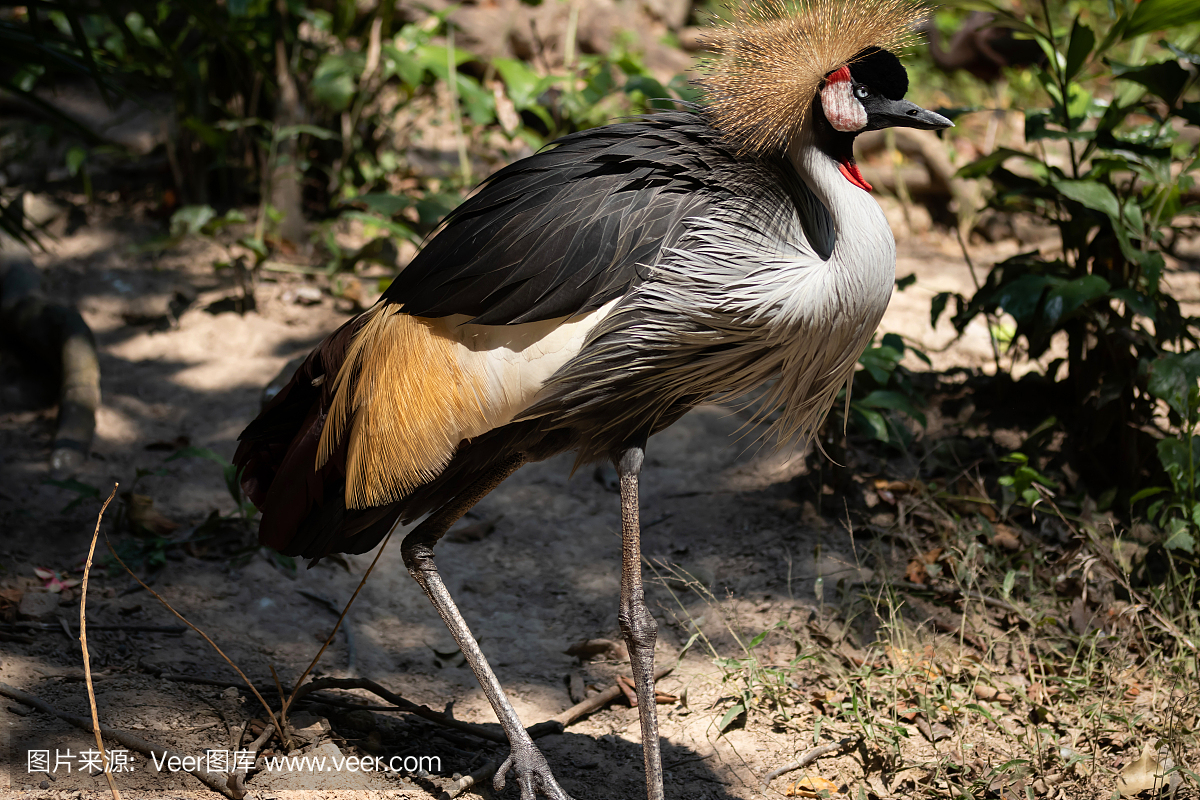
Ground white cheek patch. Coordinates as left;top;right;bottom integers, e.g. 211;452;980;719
821;65;867;132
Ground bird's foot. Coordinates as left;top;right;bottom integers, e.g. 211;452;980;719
495;742;575;800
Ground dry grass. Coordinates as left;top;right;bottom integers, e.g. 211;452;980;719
650;479;1200;799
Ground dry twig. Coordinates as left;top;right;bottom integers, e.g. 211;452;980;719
104;535;286;744
81;484;121;800
283;528;394;719
761;737;861;786
552;666;673;727
442;759;499;800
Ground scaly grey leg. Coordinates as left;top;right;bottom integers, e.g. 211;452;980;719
401;454;574;800
615;445;665;800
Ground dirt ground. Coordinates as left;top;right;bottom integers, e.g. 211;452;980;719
0;191;1168;800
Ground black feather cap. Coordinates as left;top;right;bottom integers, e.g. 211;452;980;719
848;46;909;100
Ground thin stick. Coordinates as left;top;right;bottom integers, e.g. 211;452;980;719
103;536;285;741
268;664;288;744
552;666;673;727
443;759;499;800
284;528;394;717
761;737;861;786
0;682;238;799
292;677;508;743
81;484;121;800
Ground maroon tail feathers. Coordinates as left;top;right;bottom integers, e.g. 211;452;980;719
233;315;401;560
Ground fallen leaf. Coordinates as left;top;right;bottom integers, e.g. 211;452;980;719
1117;744;1165;797
123;493;180;538
785;774;839;797
905;558;928;584
33;568;79;593
991;525;1021;551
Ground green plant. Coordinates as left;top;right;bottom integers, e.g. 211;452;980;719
837;332;930;450
997;451;1057;516
936;0;1200;504
1135;352;1200;555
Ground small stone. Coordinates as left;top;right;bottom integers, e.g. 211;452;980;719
292;286;323;305
18;592;58;619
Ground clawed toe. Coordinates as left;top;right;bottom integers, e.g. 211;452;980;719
495;745;575;800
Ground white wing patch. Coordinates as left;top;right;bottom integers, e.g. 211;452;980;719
448;300;620;438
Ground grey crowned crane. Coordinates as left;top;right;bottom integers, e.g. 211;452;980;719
235;1;950;797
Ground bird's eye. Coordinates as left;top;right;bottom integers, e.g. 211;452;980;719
854;85;870;100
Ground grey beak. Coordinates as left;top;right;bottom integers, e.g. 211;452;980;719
867;98;954;131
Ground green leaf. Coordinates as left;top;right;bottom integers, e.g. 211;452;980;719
956;148;1033;179
65;145;87;177
414;195;458;227
339;210;420;244
857;389;927;427
1065;18;1095;82
1110;59;1191;104
1130;486;1167;505
1124;0;1200;39
1042;275;1111;325
852;406;890;442
1110;288;1156;320
1163;518;1195;553
170;205;217;238
492;57;558;109
747;626;774;649
1051;179;1121;220
995;274;1053;324
1156;437;1200;494
717;703;745;733
624;75;674;109
342;193;413;217
312;52;365;112
1148;352;1200;417
382;44;426;89
895;272;916;291
274;124;338;142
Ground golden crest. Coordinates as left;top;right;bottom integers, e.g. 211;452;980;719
698;0;927;153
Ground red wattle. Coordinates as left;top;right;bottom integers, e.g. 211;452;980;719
838;160;872;192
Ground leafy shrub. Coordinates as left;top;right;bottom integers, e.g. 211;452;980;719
936;0;1200;508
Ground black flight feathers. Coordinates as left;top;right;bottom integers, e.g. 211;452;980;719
381;112;734;326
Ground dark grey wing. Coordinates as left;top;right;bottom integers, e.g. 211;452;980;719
381;111;735;325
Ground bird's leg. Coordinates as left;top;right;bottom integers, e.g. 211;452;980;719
615;445;665;800
401;454;574;800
